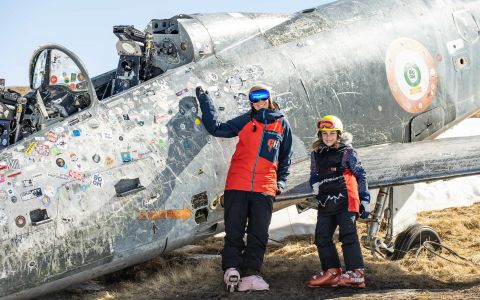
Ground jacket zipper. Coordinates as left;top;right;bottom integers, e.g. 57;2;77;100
251;110;267;191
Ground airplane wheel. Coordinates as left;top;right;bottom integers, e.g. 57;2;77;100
389;224;441;260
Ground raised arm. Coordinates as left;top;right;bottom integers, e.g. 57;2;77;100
196;87;247;138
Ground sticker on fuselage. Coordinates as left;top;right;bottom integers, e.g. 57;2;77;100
15;215;26;228
385;38;438;113
0;211;7;226
21;188;43;201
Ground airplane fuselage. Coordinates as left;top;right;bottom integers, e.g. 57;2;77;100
2;0;480;299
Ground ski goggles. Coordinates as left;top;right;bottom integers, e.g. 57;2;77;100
317;120;335;129
249;89;270;103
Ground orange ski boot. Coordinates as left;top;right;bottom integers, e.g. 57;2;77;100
337;269;366;288
307;267;342;288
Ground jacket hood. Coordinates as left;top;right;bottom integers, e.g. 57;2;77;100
339;132;353;147
252;108;284;123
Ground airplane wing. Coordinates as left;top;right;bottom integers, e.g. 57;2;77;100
276;135;480;207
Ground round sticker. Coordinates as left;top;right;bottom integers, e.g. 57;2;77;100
41;196;50;207
385;38;438;113
92;154;101;163
105;156;114;166
50;75;58;84
15;215;26;228
56;140;68;151
53;127;65;134
56;158;65;168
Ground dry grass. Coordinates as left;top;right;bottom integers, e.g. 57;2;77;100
5;86;30;95
44;203;480;300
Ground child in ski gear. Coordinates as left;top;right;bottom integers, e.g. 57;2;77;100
307;115;370;288
196;84;293;292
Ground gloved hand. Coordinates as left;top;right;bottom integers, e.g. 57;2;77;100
276;184;285;195
359;200;370;219
196;86;207;98
311;182;320;195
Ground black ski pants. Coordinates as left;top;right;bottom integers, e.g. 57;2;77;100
221;190;274;277
314;211;364;271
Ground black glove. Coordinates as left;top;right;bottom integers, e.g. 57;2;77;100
276;184;285;196
359;201;370;219
196;86;206;98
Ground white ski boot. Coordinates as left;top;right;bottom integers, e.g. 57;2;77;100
238;275;270;292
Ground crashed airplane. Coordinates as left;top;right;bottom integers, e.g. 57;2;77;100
2;0;480;298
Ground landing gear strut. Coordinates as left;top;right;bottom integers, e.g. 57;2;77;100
360;186;441;260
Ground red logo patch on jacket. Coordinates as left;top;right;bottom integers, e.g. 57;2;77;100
267;138;280;152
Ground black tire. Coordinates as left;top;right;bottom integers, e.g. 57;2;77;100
389;224;441;260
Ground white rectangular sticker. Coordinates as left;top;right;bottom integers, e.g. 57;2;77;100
446;39;464;55
21;188;43;201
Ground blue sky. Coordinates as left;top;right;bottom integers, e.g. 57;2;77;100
0;0;333;86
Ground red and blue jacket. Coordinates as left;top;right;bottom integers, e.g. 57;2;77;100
198;92;293;197
309;133;370;215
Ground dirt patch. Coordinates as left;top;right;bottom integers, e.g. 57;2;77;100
40;202;480;300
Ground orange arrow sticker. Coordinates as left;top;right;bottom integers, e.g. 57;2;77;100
139;207;192;221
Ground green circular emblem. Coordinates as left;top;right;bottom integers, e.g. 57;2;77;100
403;63;421;87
